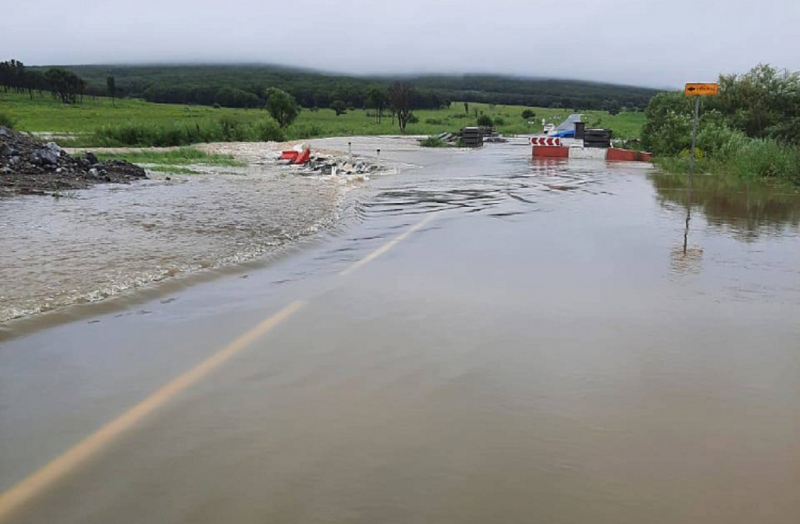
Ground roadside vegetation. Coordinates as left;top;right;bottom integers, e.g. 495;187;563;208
1;90;645;147
0;111;15;129
419;136;449;148
146;165;203;175
93;148;244;167
643;64;800;186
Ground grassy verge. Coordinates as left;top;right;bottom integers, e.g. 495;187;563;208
94;147;245;167
146;165;203;175
1;92;645;146
654;139;800;187
419;136;449;148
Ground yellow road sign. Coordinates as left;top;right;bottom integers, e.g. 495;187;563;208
685;83;719;96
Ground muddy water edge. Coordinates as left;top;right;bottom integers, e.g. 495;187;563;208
0;146;356;334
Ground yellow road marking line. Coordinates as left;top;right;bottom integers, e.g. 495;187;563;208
339;213;435;276
0;300;305;523
2;211;435;519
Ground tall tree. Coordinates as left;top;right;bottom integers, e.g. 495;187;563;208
265;87;299;128
107;75;116;107
0;59;26;94
44;68;84;104
366;87;389;123
714;64;800;140
26;71;47;99
390;82;415;133
330;100;347;116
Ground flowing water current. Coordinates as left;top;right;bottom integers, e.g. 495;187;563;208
0;166;341;324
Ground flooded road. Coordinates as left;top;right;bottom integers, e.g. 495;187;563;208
2;139;800;524
0;164;341;324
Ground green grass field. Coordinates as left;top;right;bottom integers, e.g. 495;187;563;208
0;92;645;144
94;148;245;167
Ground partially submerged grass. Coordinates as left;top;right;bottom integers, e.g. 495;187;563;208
654;138;800;187
419;136;449;148
51;190;79;199
95;147;245;167
146;165;203;175
649;170;800;239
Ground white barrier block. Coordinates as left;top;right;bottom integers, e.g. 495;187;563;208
568;147;608;160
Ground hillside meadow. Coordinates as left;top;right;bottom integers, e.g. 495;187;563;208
1;92;645;147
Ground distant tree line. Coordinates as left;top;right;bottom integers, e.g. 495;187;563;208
137;82;451;111
0;59;88;104
135;81;642;112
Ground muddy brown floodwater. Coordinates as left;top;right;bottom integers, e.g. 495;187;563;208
0;162;342;324
1;138;800;524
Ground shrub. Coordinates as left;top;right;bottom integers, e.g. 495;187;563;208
477;115;493;127
253;118;286;142
287;124;323;140
408;114;420;124
642;110;693;156
697;123;749;159
425;118;444;125
331;100;347;116
767;116;800;144
0;112;16;129
493;117;505;126
657;136;800;186
727;139;800;184
419;136;447;147
218;116;249;141
641;92;695;155
521;109;535;119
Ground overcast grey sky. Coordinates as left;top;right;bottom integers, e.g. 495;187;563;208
3;0;798;88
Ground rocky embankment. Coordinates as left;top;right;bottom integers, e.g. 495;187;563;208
0;127;147;196
301;153;383;177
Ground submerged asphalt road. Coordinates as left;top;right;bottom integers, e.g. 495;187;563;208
2;140;800;524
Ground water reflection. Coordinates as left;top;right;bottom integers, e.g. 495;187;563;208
650;173;800;241
669;176;705;275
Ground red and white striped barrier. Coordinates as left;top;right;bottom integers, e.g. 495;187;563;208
530;137;562;147
531;145;652;162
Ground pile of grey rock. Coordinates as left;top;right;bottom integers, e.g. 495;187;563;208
300;154;383;176
1;127;147;196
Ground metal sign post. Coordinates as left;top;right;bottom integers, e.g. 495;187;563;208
684;82;719;177
689;97;701;176
683;82;718;254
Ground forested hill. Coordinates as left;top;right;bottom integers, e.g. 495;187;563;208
407;75;658;110
37;64;661;111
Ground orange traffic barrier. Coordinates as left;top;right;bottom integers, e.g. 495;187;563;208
532;146;570;158
607;148;652;162
293;149;311;164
